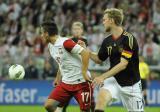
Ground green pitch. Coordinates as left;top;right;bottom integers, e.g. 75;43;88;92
0;105;159;112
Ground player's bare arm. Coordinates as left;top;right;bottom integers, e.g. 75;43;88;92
54;68;61;86
77;40;87;48
77;40;102;64
93;57;128;86
90;52;102;64
80;49;92;82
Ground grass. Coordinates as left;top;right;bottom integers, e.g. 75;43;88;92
0;105;159;112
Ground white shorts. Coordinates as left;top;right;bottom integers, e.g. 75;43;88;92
102;77;144;112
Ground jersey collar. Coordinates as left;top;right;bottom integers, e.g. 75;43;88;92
112;29;124;41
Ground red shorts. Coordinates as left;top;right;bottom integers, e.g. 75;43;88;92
48;82;93;111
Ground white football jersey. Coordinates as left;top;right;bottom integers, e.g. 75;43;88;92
48;36;86;84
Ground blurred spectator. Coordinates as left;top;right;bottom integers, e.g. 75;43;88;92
1;53;12;79
25;57;38;79
33;36;45;56
34;56;45;79
0;0;160;79
42;61;56;80
142;33;160;65
152;0;160;27
139;56;150;105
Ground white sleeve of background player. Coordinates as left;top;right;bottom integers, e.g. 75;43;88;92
63;39;84;54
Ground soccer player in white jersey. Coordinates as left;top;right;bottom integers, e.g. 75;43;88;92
41;19;92;112
56;22;95;112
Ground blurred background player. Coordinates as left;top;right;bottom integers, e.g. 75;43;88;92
40;19;92;112
56;21;95;112
71;22;88;46
139;56;150;105
87;8;144;112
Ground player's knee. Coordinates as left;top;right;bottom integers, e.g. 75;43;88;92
44;103;53;111
97;89;112;108
97;96;106;108
97;93;106;105
44;99;60;112
44;102;56;112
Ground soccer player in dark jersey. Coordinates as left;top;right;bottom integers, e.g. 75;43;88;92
88;8;144;112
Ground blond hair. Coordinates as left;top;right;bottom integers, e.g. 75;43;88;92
104;8;124;26
72;22;84;29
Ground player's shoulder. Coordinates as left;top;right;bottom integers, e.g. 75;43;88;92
59;37;69;42
102;34;112;43
54;37;69;46
63;38;77;49
123;31;136;40
122;31;138;49
123;30;137;43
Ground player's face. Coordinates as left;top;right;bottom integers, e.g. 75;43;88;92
40;27;50;43
72;25;83;38
102;14;112;32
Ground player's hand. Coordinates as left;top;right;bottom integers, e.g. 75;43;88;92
82;72;92;83
92;76;104;87
86;74;93;83
53;78;60;87
77;40;86;48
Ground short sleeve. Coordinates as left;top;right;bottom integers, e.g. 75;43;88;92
63;39;84;54
121;34;136;60
98;40;108;61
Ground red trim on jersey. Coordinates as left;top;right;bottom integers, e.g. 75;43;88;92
63;39;76;52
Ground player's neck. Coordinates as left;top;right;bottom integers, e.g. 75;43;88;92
50;35;59;44
111;26;123;39
73;35;82;38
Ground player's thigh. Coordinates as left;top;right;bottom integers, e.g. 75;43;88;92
102;77;120;104
48;82;72;106
74;82;92;111
120;81;144;112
